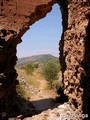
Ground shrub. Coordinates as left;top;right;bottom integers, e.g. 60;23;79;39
16;84;25;98
24;63;39;75
43;60;60;88
33;63;39;68
24;63;34;75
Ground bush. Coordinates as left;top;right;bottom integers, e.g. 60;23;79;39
16;84;25;98
24;63;34;75
16;83;31;100
24;63;38;75
33;63;39;68
43;60;60;88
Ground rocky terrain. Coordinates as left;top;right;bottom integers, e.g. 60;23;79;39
17;68;58;112
8;67;75;120
23;103;79;120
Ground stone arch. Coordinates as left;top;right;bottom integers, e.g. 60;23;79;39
0;0;90;119
17;3;62;58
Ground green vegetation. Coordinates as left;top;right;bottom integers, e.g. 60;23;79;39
16;83;31;100
43;60;60;88
24;63;38;75
24;59;62;90
16;84;26;98
16;55;62;98
27;78;39;88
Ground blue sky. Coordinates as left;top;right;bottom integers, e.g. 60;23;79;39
17;4;62;58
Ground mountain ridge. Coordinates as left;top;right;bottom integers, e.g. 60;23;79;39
16;54;58;66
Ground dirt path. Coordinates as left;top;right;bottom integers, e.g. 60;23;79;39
30;70;58;112
17;68;58;112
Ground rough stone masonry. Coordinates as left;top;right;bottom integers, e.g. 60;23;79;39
0;0;90;119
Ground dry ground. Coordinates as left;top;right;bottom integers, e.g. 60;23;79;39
17;67;60;113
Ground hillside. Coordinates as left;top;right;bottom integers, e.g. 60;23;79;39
11;56;69;120
15;62;63;118
16;54;58;66
12;63;69;120
17;67;59;112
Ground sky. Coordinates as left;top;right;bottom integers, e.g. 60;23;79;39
17;4;62;58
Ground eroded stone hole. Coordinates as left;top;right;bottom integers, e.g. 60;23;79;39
17;4;62;58
16;3;67;117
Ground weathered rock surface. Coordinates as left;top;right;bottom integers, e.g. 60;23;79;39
23;103;85;120
0;0;90;119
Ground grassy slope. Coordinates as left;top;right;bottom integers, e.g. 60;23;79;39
16;58;62;112
16;67;57;100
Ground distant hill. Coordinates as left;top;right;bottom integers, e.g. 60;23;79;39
16;54;58;66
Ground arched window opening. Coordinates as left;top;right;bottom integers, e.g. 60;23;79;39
16;3;65;116
17;4;62;58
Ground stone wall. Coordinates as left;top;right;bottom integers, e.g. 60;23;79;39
59;0;90;115
0;0;90;119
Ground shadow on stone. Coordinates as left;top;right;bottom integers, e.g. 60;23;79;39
55;86;68;103
82;15;90;120
0;91;67;119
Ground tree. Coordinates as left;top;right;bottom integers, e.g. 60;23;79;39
43;60;60;88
